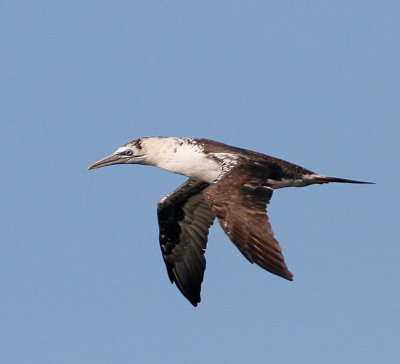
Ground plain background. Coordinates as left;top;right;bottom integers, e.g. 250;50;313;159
1;1;399;363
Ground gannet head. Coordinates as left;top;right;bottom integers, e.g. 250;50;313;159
88;137;155;170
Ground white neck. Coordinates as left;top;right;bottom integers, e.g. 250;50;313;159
142;137;222;183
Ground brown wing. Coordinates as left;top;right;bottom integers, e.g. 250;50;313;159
157;179;215;306
204;162;293;280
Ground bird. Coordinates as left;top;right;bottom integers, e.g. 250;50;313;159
88;136;372;306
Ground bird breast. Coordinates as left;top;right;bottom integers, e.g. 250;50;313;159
155;146;222;183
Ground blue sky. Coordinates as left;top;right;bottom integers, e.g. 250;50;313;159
1;1;399;363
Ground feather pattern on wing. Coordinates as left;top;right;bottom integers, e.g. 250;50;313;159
204;160;293;280
157;179;215;306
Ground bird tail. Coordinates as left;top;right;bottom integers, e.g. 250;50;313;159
311;175;374;185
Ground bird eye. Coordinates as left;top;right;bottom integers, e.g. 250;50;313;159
125;149;133;156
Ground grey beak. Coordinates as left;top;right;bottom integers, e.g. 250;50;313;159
88;154;123;170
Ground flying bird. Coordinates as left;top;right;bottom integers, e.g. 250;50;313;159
88;137;372;306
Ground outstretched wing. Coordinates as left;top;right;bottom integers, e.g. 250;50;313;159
157;179;215;306
204;161;293;280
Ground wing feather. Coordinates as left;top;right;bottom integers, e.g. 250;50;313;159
157;179;215;306
204;162;293;281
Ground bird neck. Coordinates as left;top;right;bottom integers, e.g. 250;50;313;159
144;137;222;183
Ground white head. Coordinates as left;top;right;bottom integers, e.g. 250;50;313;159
88;136;222;182
88;137;166;170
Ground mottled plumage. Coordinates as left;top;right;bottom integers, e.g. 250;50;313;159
88;137;372;306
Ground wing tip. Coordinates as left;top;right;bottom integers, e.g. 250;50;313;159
168;278;201;307
278;269;294;281
286;274;294;281
181;289;201;307
189;298;200;307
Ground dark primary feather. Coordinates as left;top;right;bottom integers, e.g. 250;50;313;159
157;179;215;306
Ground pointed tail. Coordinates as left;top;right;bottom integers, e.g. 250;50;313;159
312;175;374;184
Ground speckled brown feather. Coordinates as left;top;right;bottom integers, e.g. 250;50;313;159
204;161;293;280
195;138;315;179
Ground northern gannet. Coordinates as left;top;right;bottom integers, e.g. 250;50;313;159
88;137;372;306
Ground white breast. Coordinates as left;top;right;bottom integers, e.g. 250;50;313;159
150;139;222;183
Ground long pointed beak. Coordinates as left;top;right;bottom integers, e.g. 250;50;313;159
88;154;124;170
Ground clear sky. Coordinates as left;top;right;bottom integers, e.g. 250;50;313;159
1;1;399;363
